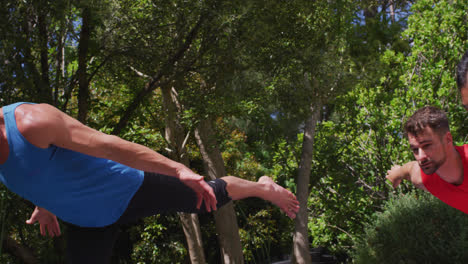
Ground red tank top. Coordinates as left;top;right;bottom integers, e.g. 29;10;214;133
421;145;468;214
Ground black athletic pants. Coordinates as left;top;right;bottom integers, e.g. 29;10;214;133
64;172;231;264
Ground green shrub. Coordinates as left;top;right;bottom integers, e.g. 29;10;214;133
353;191;468;264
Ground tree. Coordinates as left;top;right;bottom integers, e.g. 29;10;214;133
245;1;356;262
161;83;207;263
195;119;245;263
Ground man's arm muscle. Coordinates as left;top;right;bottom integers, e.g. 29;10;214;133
17;103;217;211
16;104;183;176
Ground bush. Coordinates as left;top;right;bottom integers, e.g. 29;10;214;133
353;191;468;264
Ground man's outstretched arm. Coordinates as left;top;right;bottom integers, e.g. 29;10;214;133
16;103;217;212
386;161;427;191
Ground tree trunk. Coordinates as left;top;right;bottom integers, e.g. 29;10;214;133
179;214;206;263
36;2;51;104
161;85;207;264
77;7;91;123
194;119;244;264
292;101;321;264
20;8;45;101
54;15;66;106
389;0;395;23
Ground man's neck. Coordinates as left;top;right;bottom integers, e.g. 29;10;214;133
437;146;464;185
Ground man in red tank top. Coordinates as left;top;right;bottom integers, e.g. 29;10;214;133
387;50;468;213
387;106;468;213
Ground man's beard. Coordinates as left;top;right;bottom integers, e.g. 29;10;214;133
419;157;445;175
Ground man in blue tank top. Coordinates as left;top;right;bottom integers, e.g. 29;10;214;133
0;102;300;264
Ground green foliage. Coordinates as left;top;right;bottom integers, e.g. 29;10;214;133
0;185;66;263
308;118;390;257
353;192;468;264
237;202;295;263
306;1;468;261
215;123;296;262
131;216;188;264
2;0;468;263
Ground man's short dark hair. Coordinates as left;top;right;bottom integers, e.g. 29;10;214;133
404;106;450;137
456;50;468;90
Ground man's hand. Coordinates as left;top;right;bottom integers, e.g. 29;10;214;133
386;161;427;191
26;207;61;237
386;164;407;188
177;167;217;212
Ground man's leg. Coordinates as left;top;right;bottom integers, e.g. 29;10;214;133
64;222;119;264
116;172;232;224
117;173;299;224
222;176;299;219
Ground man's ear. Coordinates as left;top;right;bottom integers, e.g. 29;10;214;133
444;131;453;145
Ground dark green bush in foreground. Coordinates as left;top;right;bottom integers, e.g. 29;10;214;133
353;191;468;264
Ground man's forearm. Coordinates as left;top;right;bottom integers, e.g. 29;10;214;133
387;161;419;188
399;161;417;181
405;161;427;190
103;135;187;177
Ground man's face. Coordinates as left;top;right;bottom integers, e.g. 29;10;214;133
408;126;449;175
461;86;468;111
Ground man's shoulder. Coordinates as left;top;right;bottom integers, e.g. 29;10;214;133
456;144;468;156
15;104;58;148
15;104;51;128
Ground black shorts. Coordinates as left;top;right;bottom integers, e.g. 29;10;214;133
64;172;231;264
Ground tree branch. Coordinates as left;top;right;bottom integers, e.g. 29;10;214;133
129;65;152;80
111;13;206;135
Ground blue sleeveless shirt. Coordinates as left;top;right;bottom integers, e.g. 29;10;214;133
0;102;144;227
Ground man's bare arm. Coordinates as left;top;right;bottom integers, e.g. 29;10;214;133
386;161;427;191
17;104;185;175
16;103;217;211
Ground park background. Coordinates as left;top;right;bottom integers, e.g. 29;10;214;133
1;0;468;263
